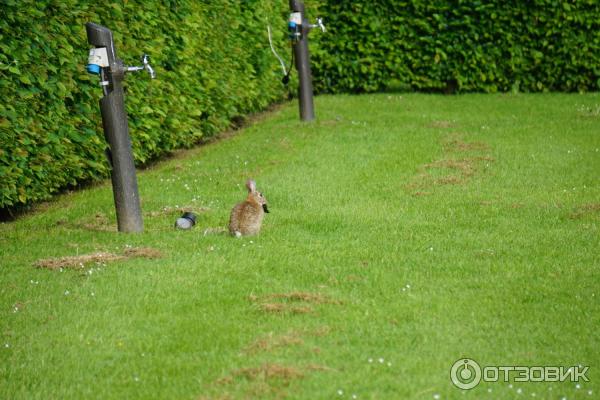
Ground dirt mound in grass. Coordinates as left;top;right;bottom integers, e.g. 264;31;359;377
233;363;304;381
34;247;163;270
406;133;495;194
248;291;342;315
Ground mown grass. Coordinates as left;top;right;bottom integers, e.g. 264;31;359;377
1;93;599;400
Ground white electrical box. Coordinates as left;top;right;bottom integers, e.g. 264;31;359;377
289;12;302;25
88;47;109;67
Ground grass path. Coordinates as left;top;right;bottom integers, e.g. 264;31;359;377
1;93;599;399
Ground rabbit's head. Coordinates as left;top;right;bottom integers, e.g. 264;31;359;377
246;179;269;213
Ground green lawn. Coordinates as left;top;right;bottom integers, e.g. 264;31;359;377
1;93;599;399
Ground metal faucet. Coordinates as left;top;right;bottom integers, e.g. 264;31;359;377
310;18;326;33
126;54;155;78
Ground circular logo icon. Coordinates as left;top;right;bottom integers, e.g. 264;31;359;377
450;358;482;390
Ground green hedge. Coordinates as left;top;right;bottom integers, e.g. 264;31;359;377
0;0;288;209
310;1;600;93
3;1;600;209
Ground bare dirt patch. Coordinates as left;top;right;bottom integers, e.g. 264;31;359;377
443;137;490;152
208;361;329;399
34;246;163;270
406;134;494;194
264;291;341;304
424;156;495;177
123;247;163;259
244;332;304;354
310;326;332;337
34;252;125;270
259;303;313;314
435;175;465;185
212;361;334;395
424;159;475;176
233;363;304;382
569;203;600;219
199;325;333;399
249;291;341;315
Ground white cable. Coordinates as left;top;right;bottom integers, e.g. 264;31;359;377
267;25;287;75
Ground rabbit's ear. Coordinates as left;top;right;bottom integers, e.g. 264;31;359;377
246;179;257;192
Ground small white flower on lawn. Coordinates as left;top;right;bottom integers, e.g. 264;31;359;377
517;388;522;394
387;362;392;367
589;390;593;395
378;357;384;363
91;292;95;297
406;284;410;289
337;389;343;395
576;384;581;389
64;290;70;295
509;384;513;389
368;358;373;363
488;388;492;393
433;394;440;400
352;395;357;399
4;343;9;348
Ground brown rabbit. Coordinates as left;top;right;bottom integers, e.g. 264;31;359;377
228;179;269;237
